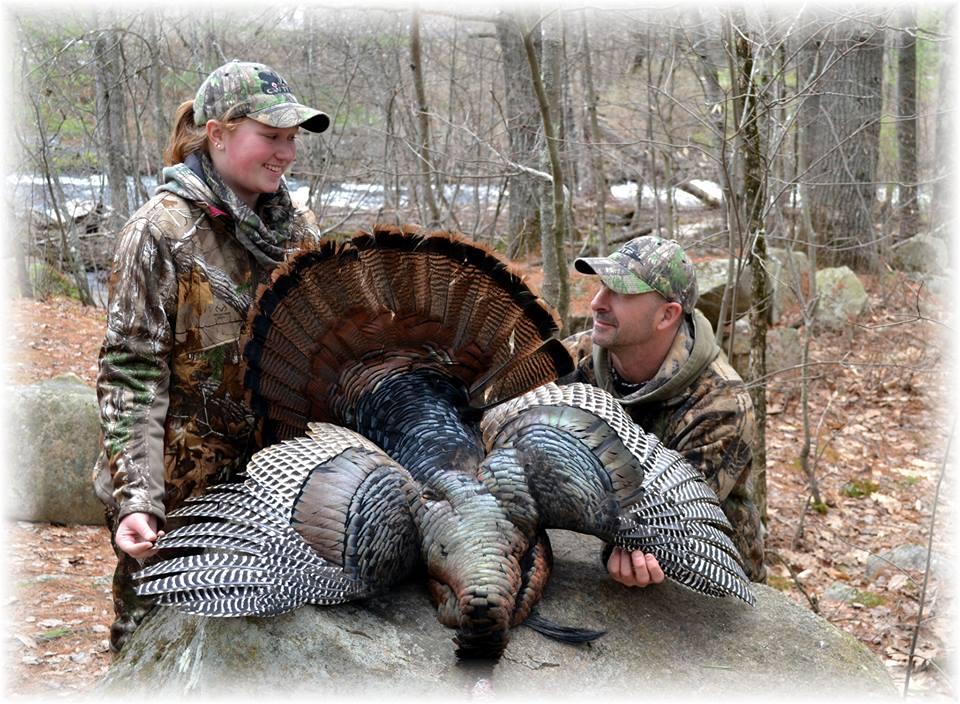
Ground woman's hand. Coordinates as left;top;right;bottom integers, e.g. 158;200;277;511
115;512;165;559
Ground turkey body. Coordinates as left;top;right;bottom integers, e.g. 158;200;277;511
135;226;754;660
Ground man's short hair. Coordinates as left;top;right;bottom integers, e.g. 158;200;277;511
574;235;698;313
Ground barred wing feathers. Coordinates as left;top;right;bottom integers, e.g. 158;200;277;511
480;382;755;605
135;423;422;616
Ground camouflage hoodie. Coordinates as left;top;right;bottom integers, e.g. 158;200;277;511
562;310;766;581
92;153;319;526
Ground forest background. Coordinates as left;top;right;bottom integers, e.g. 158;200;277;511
3;0;957;699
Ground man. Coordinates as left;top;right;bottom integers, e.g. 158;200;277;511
562;235;766;585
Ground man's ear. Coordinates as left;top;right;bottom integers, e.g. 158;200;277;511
657;301;683;330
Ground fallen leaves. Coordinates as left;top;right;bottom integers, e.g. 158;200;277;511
765;271;953;700
7;522;115;696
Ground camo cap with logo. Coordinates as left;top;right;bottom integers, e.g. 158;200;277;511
575;235;698;313
194;60;330;133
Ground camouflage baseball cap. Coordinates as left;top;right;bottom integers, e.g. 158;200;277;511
194;60;330;133
575;235;699;313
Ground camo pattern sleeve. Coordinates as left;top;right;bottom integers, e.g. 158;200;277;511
93;194;323;528
95;205;178;524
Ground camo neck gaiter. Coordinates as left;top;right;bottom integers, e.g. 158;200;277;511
158;151;297;268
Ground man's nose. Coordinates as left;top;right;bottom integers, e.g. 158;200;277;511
590;286;609;311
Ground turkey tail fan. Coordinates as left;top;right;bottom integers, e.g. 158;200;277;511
468;338;573;411
241;225;570;445
480;382;755;606
134;422;423;616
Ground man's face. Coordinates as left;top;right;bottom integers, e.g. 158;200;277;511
589;284;669;351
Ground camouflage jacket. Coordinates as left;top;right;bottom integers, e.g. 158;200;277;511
561;310;766;581
92;173;319;527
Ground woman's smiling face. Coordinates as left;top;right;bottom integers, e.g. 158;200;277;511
209;117;299;208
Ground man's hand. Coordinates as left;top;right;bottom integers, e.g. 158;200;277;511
115;512;165;560
606;547;665;588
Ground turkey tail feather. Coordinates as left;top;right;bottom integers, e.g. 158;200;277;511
468;338;574;410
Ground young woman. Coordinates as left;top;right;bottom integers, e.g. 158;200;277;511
92;60;330;651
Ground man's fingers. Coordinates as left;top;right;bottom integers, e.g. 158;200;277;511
645;553;665;583
117;538;155;560
607;548;629;584
630;550;651;586
608;549;666;588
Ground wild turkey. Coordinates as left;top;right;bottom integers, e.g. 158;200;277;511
135;225;754;660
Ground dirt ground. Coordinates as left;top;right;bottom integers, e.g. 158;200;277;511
4;271;955;699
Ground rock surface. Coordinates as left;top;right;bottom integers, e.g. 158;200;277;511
8;374;104;525
100;532;895;700
814;266;869;331
767;247;811;323
890;233;949;275
695;257;756;327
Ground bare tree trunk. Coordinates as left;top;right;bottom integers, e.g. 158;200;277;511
523;9;570;331
897;7;919;240
410;5;441;228
684;10;728;188
644;25;662;234
579;11;607;255
147;12;167;170
28;94;94;306
538;11;560;284
800;21;884;271
94;24;131;230
495;11;542;259
932;5;955;239
796;45;825;509
728;10;770;523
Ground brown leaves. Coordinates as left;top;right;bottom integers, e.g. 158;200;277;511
764;271;951;698
10;297;106;386
8;522;114;695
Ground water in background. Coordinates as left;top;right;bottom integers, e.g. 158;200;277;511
8;173;501;224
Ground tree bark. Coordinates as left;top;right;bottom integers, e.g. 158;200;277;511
523;9;570;331
147;12;167;171
727;10;769;524
495;11;542;259
932;6;954;239
94;25;131;230
799;20;884;271
897;7;919;240
410;5;441;228
578;11;608;255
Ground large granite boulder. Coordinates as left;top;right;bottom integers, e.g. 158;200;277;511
767;247;811;323
7;374;104;525
814;266;869;331
765;326;804;394
890;233;949;276
695;257;755;327
99;532;895;700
